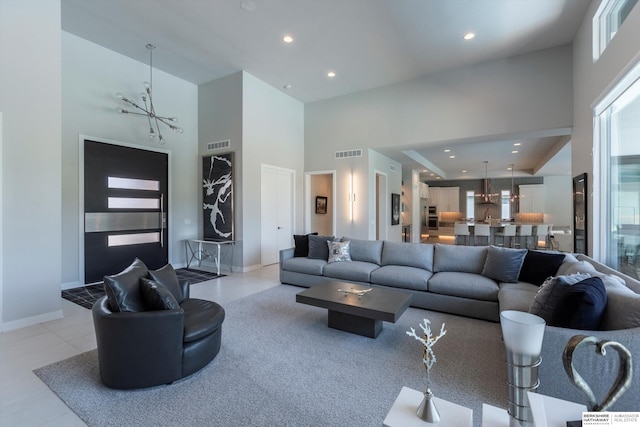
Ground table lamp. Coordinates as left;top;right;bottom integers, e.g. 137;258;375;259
500;310;546;427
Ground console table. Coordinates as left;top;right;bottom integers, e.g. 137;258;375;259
184;239;234;275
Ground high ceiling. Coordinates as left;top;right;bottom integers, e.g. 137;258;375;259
61;0;592;179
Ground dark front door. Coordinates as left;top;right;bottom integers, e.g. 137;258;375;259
84;140;168;284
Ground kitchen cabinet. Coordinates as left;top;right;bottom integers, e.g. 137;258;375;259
430;187;459;213
419;183;429;199
519;184;545;213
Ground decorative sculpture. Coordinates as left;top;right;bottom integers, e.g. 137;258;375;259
562;335;633;411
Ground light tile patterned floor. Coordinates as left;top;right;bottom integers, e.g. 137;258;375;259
0;264;280;427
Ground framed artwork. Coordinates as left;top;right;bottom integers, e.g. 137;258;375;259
573;173;587;255
315;196;328;214
202;153;234;241
391;193;400;225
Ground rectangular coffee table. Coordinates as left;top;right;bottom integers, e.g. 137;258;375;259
295;280;413;338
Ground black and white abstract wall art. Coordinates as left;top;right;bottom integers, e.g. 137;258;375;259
203;153;234;241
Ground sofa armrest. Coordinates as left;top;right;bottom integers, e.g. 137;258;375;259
179;279;190;299
92;296;184;389
280;247;295;262
538;324;640;411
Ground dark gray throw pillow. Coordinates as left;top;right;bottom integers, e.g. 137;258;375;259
148;263;185;303
518;251;566;286
308;235;335;260
103;258;149;312
481;246;527;283
140;278;181;311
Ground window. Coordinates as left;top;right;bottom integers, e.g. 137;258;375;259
595;63;640;279
466;191;475;220
594;0;638;60
501;190;511;220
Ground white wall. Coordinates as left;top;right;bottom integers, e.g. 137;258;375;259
61;33;199;287
543;175;573;228
241;72;304;269
572;0;640;255
198;72;243;268
369;150;402;241
0;0;63;329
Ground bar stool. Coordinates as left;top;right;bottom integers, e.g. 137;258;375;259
534;224;550;249
515;224;533;249
495;224;517;247
473;224;491;246
454;223;470;245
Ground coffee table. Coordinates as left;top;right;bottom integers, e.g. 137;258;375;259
295;280;413;338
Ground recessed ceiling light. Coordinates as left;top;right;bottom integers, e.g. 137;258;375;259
283;35;293;43
436;177;441;180
422;169;428;172
327;71;336;78
444;149;451;152
283;84;292;89
463;32;475;40
449;155;455;159
512;150;519;154
514;142;521;146
507;167;512;171
430;173;435;176
461;170;467;173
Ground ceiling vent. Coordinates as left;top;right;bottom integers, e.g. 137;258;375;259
335;149;363;159
207;139;230;151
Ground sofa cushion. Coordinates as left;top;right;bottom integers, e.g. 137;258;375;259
140;278;181;311
555;253;579;276
293;232;318;257
481;246;527;283
381;241;433;271
281;257;327;275
370;265;431;291
343;237;383;265
428;272;499;301
549;277;607;330
433;244;487;274
103;258;149;312
180;298;225;343
601;287;640;330
323;261;379;283
328;240;352;263
498;282;539;312
148;263;185;303
528;273;592;322
518;251;566;286
308;235;335;260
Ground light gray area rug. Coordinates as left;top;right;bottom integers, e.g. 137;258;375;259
35;285;507;427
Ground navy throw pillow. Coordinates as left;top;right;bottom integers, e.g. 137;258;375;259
518;251;566;286
293;232;318;257
550;277;607;330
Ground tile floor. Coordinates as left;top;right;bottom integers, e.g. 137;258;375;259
0;264;281;427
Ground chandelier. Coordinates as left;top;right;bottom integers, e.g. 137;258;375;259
115;44;183;144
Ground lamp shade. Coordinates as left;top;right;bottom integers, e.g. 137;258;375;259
500;310;546;356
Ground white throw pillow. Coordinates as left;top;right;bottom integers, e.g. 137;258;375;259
327;240;351;263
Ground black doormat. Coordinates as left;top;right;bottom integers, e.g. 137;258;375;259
61;268;225;310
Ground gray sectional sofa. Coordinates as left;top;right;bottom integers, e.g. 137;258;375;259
279;237;640;411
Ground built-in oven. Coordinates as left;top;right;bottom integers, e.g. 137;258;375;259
428;206;438;230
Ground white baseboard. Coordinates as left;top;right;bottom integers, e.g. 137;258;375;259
1;309;64;332
61;281;83;290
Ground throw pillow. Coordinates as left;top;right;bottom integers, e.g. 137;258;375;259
293;232;318;257
327;240;352;263
148;263;185;303
549;277;607;330
139;278;181;311
308;235;335;260
481;246;527;283
518;251;566;286
103;258;149;312
529;273;591;322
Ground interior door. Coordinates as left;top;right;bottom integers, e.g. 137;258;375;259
84;140;168;283
261;165;294;265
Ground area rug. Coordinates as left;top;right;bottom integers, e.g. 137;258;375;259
38;285;507;427
61;268;225;309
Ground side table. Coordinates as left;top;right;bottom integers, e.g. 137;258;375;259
384;387;473;427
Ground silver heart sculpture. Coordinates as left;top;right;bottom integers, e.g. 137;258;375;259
562;334;633;411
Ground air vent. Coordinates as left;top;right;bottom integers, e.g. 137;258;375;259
207;139;230;151
335;149;362;159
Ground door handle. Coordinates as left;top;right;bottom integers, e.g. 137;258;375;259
160;193;164;248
